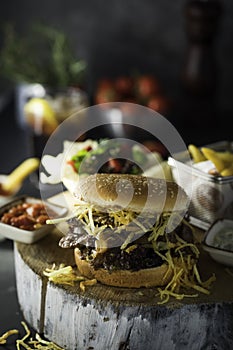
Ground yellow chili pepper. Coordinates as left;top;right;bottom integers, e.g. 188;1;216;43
188;144;206;163
201;147;231;173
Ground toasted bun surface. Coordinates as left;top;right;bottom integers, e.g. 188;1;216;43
75;174;188;213
74;248;172;288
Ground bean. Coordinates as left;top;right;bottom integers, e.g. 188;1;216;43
0;201;53;231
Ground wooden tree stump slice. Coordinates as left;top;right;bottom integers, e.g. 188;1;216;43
14;228;233;350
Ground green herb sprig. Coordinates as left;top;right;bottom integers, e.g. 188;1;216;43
0;23;87;88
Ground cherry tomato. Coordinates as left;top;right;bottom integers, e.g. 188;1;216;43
95;88;119;104
136;75;160;98
115;76;134;96
67;160;77;173
96;78;114;90
147;95;169;114
108;158;122;172
143;141;168;158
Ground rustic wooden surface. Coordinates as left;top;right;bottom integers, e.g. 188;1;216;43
14;227;233;350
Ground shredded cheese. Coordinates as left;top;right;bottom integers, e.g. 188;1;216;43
80;278;97;292
0;329;19;344
16;321;64;350
120;232;137;250
175;243;199;257
125;244;138;254
43;263;97;292
43;263;85;286
156;253;216;304
141;213;216;304
0;322;63;349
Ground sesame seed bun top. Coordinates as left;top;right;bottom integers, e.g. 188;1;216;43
74;174;188;213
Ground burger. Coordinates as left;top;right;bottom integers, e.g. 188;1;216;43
59;173;203;291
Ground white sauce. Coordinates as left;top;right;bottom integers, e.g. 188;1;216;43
213;228;233;252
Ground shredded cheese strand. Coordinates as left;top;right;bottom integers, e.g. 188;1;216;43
43;263;97;293
120;232;137;250
80;279;97;292
43;264;85;286
15;321;65;349
0;329;19;344
156;248;215;303
175;243;200;257
43;264;84;286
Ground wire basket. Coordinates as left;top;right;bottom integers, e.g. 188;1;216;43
168;141;233;230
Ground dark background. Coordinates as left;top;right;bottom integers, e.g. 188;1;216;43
1;0;232;99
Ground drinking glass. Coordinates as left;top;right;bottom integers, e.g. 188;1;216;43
15;83;89;186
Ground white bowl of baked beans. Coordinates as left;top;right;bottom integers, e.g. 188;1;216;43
0;195;68;243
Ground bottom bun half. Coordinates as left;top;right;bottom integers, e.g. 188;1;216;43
74;248;173;288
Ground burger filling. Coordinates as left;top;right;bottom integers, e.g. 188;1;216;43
59;204;196;272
